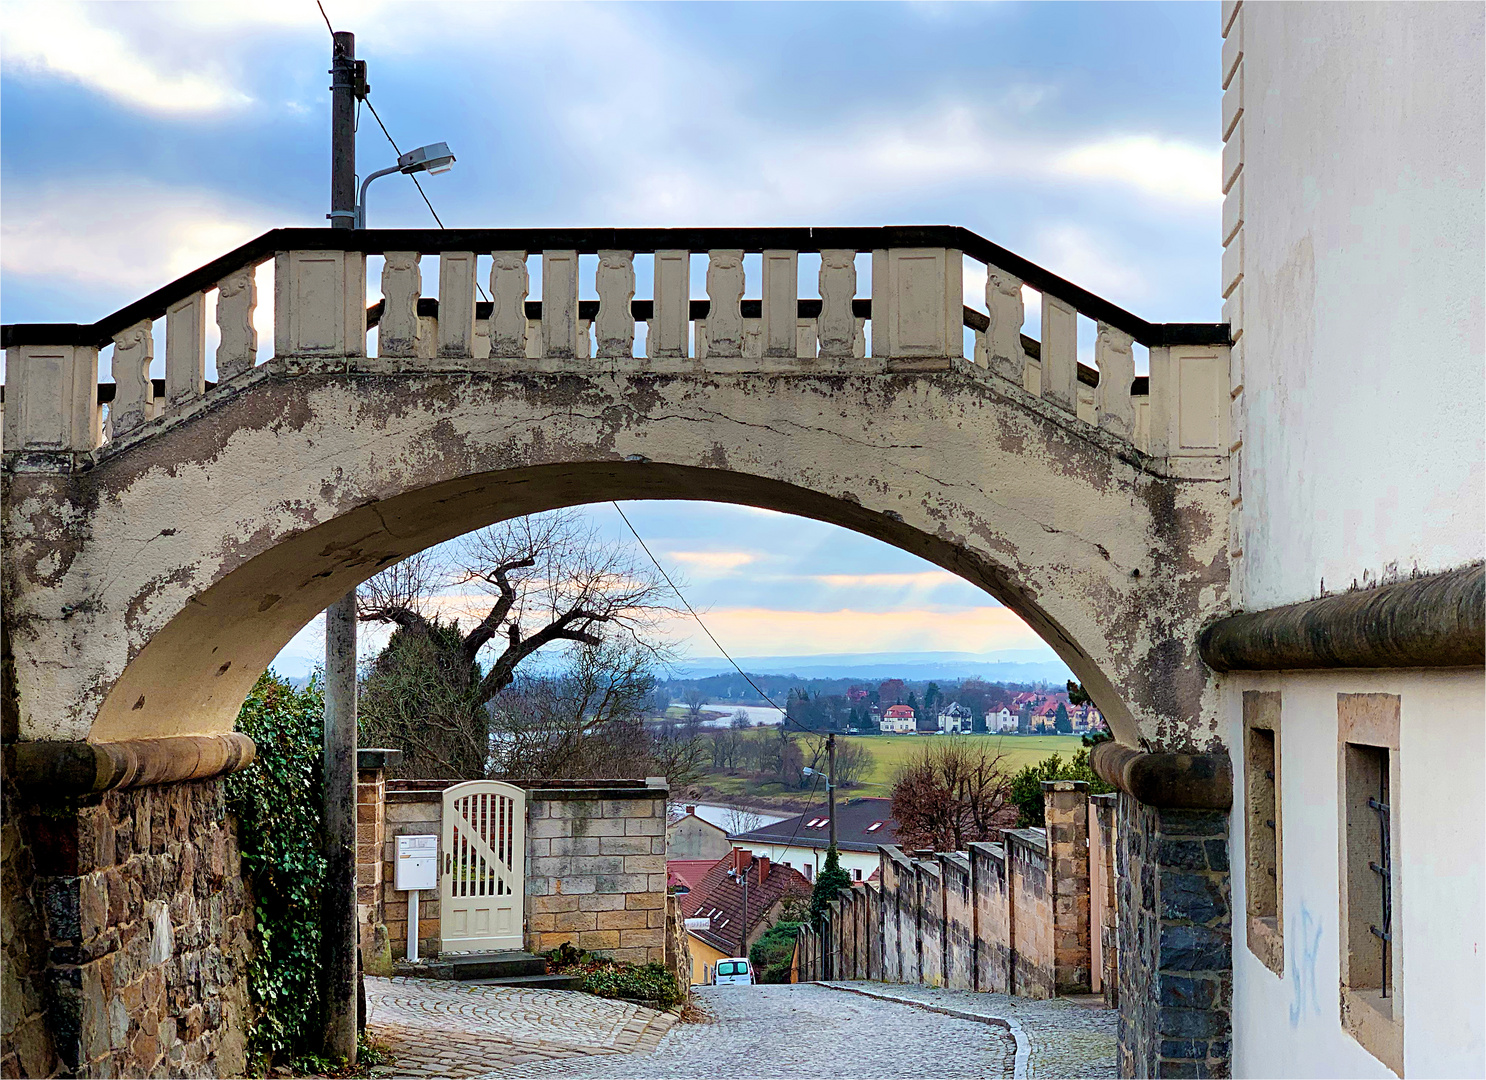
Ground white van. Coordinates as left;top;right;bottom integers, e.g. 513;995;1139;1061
712;958;753;986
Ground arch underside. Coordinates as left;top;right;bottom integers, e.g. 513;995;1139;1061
2;366;1229;750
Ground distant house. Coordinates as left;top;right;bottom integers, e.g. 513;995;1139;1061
880;704;916;734
728;796;898;883
989;707;1016;732
667;805;732;860
680;850;812;985
937;703;973;734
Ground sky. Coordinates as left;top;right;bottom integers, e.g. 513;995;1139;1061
0;1;1224;677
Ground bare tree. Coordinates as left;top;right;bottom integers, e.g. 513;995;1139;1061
890;739;1014;852
723;806;766;836
832;738;872;788
357;510;677;779
684;689;709;724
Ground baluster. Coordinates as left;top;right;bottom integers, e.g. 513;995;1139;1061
818;250;857;359
489;252;529;357
541;250;580;359
166;292;205;408
853;315;867;358
576;317;591;360
1040;294;1077;411
1096;324;1136;439
595;251;635;359
1077;383;1097;425
985;269;1025;383
651;250;690;358
762;250;798;358
474;311;491;360
437;252;477;359
215;266;258;380
111;320;155;436
705;250;745;358
379;252;421;358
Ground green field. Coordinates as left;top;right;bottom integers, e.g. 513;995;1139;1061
844;733;1088;791
691;733;1087;809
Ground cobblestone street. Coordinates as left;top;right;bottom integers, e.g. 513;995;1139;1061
497;984;1017;1079
365;977;675;1078
366;977;1115;1080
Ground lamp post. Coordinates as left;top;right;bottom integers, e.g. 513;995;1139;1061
355;142;456;228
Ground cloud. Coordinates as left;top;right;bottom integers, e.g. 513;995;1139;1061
667;551;757;573
1052;135;1220;207
1;2;254;114
658;606;1047;658
1;180;290;293
810;571;961;590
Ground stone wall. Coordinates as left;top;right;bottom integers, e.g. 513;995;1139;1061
1117;794;1231;1079
4;778;252;1078
1006;829;1055;1000
816;782;1116;1006
359;777;670;966
940;854;975;991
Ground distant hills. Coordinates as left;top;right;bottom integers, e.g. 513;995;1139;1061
669;650;1073;683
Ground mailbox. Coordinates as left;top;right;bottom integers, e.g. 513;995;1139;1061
395;834;438;892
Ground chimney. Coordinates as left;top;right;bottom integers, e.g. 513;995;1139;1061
733;848;749;873
757;856;770;884
685;805;696;816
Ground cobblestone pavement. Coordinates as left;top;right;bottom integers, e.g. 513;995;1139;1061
365;977;675;1078
821;981;1118;1079
497;983;1018;1079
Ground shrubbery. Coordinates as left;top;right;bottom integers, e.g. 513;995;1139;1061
1008;749;1113;827
225;671;328;1071
547;944;684;1008
749;920;802;983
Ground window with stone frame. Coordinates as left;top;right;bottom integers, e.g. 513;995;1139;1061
1243;691;1283;974
1338;693;1403;1077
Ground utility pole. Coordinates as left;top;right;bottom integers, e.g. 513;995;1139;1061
826;733;837;851
322;27;362;1066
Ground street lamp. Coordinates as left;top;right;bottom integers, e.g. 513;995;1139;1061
355;141;456;228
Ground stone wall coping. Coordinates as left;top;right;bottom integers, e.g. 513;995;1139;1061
6;733;256;797
1199;561;1483;671
967;840;1005;862
358;748;404;770
939;852;972;875
1090;741;1233;810
384;782;664;804
878;844;915;870
1004;828;1048;853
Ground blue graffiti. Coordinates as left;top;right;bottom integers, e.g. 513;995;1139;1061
1289;905;1324;1027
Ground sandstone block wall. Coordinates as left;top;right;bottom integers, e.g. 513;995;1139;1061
970;842;1010;993
940;854;976;991
916;859;945;987
1046;780;1093;994
5;779;252;1078
359;778;670;967
1007;829;1056;1000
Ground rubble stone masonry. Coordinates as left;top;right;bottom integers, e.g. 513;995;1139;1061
2;778;252;1078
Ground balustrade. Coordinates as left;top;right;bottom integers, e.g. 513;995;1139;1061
1;226;1229;459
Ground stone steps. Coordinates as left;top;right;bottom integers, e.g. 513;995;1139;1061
393;950;554;982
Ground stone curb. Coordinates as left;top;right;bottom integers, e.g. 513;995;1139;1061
814;982;1030;1080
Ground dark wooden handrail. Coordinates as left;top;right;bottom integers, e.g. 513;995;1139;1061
1;225;1229;351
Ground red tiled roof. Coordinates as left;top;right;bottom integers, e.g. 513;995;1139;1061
667;858;723;893
884;704;915;718
680;850;812;956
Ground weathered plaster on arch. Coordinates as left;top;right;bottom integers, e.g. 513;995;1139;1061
2;364;1229;750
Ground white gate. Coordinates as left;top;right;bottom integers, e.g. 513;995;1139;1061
439;780;526;954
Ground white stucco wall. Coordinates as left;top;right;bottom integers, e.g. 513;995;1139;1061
1237;1;1484;610
1230;4;1486;1077
1227;670;1485;1078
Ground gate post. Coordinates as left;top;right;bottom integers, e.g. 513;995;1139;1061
1095;743;1234;1079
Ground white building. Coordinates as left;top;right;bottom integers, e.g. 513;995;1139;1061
936;703;972;734
988;707;1016;732
728;798;897;884
1221;6;1483;1078
879;704;917;734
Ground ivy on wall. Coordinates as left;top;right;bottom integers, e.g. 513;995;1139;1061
226;672;327;1071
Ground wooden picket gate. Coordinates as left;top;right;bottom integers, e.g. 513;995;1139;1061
439;780;526;953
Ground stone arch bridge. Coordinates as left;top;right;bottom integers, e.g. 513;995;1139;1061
2;225;1236;1078
3;225;1232;753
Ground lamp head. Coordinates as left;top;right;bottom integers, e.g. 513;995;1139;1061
398;141;456;176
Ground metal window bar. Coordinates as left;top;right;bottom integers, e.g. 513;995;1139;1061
1368;767;1393;997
